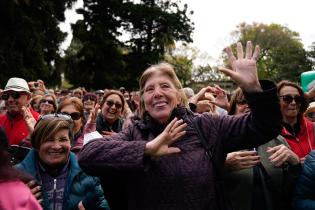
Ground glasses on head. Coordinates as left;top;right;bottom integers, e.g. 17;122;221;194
59;112;82;121
279;95;303;104
236;99;247;105
40;99;54;106
39;113;72;122
83;96;97;102
105;100;123;109
1;92;21;100
36;113;74;131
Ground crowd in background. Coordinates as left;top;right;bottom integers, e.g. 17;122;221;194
1;41;315;210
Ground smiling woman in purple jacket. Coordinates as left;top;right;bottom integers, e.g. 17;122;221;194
78;41;283;210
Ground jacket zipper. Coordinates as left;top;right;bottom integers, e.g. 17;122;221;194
53;179;57;210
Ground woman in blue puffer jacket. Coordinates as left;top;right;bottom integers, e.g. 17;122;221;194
16;114;110;210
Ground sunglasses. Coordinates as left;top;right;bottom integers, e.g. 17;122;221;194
236;99;247;105
59;112;82;120
83;96;97;102
1;92;21;100
307;112;315;119
40;99;54;106
279;95;303;104
105;100;123;109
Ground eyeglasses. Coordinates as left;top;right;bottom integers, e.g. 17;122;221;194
59;112;82;120
1;92;21;100
40;99;54;106
83;95;97;102
279;95;303;104
307;112;315;119
105;100;123;109
236;99;247;105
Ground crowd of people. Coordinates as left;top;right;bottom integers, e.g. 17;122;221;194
1;41;315;210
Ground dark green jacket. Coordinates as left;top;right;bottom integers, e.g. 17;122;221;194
224;135;301;210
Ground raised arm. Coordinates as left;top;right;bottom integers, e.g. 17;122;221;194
207;41;282;152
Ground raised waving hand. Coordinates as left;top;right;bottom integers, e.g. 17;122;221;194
219;41;262;92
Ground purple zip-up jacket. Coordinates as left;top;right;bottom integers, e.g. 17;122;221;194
78;80;282;210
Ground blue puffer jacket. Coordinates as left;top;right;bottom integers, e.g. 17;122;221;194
16;150;110;210
294;150;315;210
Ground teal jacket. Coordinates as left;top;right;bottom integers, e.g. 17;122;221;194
16;150;110;210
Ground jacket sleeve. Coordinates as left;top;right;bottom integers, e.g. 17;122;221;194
205;80;282;153
293;151;315;210
82;177;110;210
78;125;147;176
71;122;96;153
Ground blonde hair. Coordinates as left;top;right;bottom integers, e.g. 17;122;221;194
138;62;186;119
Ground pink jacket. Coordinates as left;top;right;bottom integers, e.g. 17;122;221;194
0;180;42;210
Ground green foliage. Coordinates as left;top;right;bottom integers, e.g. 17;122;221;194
64;0;194;90
0;0;76;88
308;42;315;70
225;23;312;82
164;54;193;87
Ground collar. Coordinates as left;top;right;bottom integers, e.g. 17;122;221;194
139;106;192;137
281;115;306;137
37;155;70;178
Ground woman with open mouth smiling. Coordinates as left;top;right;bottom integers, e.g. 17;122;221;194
79;41;283;210
16;114;110;210
96;90;125;136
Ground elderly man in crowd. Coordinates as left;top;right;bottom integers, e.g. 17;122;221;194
0;77;40;146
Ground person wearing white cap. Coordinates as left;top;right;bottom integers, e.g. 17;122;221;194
0;77;40;146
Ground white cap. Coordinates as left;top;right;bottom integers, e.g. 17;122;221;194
4;77;30;93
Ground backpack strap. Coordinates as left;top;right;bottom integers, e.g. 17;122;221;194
193;116;213;160
192;116;232;210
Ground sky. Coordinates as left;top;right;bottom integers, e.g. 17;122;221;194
59;0;315;64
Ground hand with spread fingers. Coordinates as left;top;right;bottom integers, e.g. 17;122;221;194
21;106;36;135
219;41;262;92
267;145;300;167
145;118;187;156
225;150;260;170
88;103;100;124
189;86;214;105
210;85;229;110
